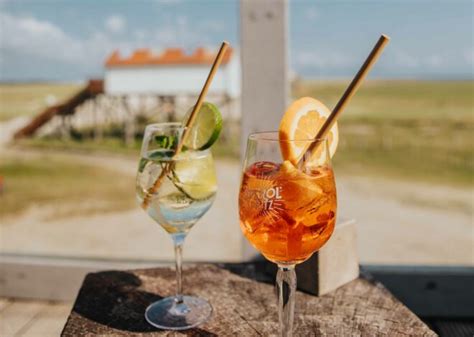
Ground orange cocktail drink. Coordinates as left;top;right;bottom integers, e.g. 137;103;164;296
238;97;339;337
238;35;389;337
239;160;336;264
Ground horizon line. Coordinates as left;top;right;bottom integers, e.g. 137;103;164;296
0;77;472;85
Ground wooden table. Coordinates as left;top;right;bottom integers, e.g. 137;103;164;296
61;263;436;336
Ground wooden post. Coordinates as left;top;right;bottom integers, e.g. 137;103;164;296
60;115;71;140
240;0;289;259
240;0;289;141
163;96;176;122
122;96;135;147
93;99;103;142
239;1;359;295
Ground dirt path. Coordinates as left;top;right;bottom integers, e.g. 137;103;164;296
1;149;242;262
1;149;472;265
337;175;473;265
0;117;30;145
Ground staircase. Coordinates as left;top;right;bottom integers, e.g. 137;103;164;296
13;79;104;139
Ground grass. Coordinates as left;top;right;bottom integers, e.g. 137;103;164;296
4;80;473;187
292;80;474;122
0;83;81;121
0;153;136;218
293;80;473;186
16;133;241;161
15;118;242;161
16;137;142;156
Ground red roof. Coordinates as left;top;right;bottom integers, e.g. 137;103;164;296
105;47;233;68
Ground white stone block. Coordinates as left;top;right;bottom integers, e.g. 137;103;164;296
264;218;359;296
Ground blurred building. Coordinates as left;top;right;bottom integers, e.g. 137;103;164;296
15;47;241;142
104;47;240;99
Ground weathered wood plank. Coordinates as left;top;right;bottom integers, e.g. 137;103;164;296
0;254;160;301
62;264;435;336
20;302;72;337
0;298;12;312
0;260;89;302
0;300;46;336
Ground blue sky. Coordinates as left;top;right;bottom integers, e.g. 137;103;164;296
0;0;472;81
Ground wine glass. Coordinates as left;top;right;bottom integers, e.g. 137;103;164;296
136;122;217;330
239;132;337;336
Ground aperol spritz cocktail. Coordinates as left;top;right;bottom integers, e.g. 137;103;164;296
239;160;336;265
239;126;338;337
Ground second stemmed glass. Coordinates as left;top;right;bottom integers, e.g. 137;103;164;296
136;123;217;330
239;132;337;336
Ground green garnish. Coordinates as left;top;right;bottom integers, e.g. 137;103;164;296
182;102;222;151
154;135;177;149
138;158;148;173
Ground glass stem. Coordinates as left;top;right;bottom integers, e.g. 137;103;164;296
277;265;296;337
173;234;186;304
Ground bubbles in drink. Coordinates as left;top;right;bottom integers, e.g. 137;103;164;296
136;150;217;234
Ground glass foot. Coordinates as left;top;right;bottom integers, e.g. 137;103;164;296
145;296;212;330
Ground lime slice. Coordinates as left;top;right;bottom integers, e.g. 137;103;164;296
183;102;222;150
172;152;217;200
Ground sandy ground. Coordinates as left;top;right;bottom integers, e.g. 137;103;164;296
0;149;243;262
0;117;30;145
1;149;472;265
338;176;473;265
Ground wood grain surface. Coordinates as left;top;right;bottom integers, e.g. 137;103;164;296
62;264;436;336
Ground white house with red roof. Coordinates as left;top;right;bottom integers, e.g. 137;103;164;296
15;47;241;141
104;47;240;99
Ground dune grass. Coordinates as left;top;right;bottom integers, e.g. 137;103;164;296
16;137;142;156
0;83;82;121
5;80;473;187
0;153;136;218
293;80;473;122
293;80;473;186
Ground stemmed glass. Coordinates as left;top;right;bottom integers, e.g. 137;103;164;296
239;132;337;336
136;122;217;330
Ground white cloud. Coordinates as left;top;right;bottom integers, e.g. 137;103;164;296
134;29;147;41
105;15;126;33
0;11;231;80
296;50;350;68
155;0;182;5
153;16;208;47
393;50;420;68
154;27;178;44
0;12;130;69
0;12;85;64
201;21;224;33
427;54;443;67
176;15;187;27
394;50;455;69
464;49;474;65
305;7;319;20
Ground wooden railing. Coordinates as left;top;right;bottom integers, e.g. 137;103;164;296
13;79;104;139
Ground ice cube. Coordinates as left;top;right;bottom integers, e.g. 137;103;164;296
247;161;280;178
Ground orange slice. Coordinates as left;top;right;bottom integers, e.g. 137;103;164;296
279;97;338;165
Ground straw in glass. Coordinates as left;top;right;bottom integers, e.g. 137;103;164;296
141;41;230;208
